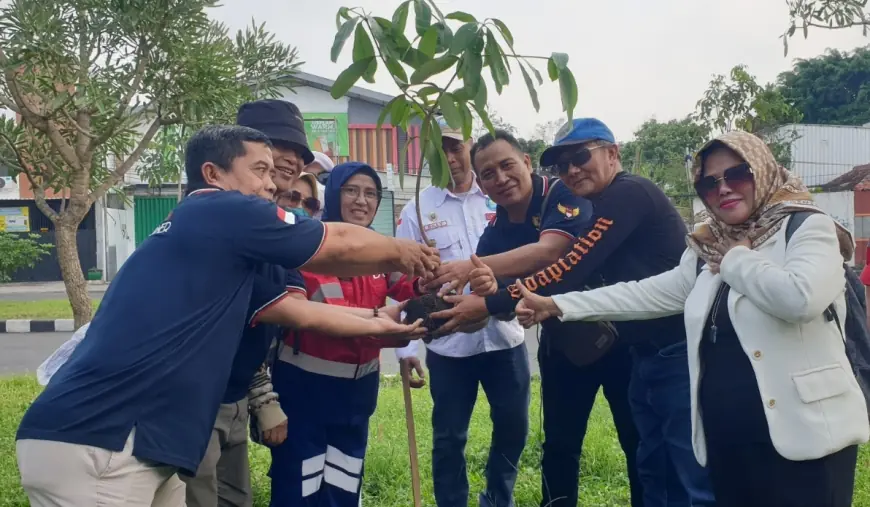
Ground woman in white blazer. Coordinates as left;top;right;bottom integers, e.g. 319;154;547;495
514;130;869;507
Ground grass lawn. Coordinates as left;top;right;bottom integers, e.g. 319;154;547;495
0;299;101;320
2;375;870;507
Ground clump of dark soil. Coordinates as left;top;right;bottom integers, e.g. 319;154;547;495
403;293;454;342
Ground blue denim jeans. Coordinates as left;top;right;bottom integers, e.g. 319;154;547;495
427;344;531;507
630;341;715;507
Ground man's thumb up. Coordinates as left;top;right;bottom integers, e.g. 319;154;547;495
470;254;486;269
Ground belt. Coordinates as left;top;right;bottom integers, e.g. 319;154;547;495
278;348;379;380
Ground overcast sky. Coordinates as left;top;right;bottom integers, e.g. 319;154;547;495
219;1;861;140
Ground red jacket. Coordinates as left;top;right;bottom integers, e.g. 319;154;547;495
284;272;420;366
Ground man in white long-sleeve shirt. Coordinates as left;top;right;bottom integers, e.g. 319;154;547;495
395;119;527;507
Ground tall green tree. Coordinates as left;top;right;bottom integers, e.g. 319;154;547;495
783;0;868;54
622;117;710;191
777;45;870;125
695;65;803;166
328;0;578;245
0;0;300;327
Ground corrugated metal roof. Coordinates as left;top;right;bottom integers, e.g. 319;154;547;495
779;124;870;187
290;71;395;107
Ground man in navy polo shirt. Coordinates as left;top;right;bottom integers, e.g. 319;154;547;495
15;125;438;507
181;98;317;507
425;129;594;506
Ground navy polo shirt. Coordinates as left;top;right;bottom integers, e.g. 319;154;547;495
16;189;326;475
476;174;592;258
221;267;305;404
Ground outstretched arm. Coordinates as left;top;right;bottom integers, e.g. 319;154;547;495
257;297;426;339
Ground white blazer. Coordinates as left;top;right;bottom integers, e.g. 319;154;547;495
551;213;869;465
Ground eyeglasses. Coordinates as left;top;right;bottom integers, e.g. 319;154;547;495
341;186;380;202
285;190;321;212
555;144;607;173
694;163;754;198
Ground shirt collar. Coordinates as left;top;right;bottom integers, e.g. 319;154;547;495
494;173;548;223
432;173;485;207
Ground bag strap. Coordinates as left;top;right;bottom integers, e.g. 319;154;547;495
536;176;558;232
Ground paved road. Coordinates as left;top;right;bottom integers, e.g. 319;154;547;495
0;327;543;378
0;332;71;377
0;281;108;302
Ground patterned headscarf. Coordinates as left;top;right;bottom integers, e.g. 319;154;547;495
686;130;854;266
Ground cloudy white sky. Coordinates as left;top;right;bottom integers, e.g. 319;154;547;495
211;0;866;141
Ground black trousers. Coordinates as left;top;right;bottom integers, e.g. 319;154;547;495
706;441;858;507
538;341;643;507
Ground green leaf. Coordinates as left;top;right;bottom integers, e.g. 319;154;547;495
409;55;458;84
377;96;401;129
331;18;358;63
417;85;440;98
433;22;453;53
484;30;509;94
519;63;540;112
352;24;375;62
491;19;514;47
336;7;351;29
450;23;479;55
558;68;579;121
384;56;409;84
551;52;569;70
446;11;477;23
362;57;378;83
389;97;410;127
401;48;429;69
438;93;462;129
472;101;495;136
331;58;373;99
414;0;432;36
473;80;488;111
460;49;483;95
392;1;411;35
547;57;560;80
419;25;438;57
526;61;544;84
458;102;474;141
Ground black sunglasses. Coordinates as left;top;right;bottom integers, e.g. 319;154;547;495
694;163;754;197
285;190;321;212
555;145;607;173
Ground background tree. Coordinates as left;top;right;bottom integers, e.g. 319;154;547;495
0;232;53;283
621;117;710;221
783;0;868;54
695;65;803;166
0;0;300;327
777;45;870;125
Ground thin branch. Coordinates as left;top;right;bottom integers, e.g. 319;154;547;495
88;116;163;207
0;94;20;114
0;130;59;222
89;38;149;152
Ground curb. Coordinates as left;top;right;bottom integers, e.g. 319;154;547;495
0;319;75;333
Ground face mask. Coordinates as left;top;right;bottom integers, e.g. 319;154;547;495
283;206;310;218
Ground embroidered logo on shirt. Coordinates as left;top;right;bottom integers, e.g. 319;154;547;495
485;212;496;222
557;203;581;219
423;220;448;232
508;217;614;299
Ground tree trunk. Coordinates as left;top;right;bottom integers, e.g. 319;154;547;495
55;224;91;329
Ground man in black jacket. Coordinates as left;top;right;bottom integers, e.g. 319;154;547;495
433;119;716;507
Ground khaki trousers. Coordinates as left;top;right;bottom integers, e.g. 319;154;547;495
17;428;185;507
182;398;252;507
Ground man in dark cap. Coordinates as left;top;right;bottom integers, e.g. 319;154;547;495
237;99;314;197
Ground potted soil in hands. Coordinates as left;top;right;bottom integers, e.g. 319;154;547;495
403;292;455;343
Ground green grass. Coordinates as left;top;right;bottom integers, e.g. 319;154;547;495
2;375;870;506
0;299;101;320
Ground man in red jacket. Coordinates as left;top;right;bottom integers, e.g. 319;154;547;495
268;162;424;506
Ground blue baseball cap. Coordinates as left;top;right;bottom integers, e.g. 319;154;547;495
539;118;616;167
